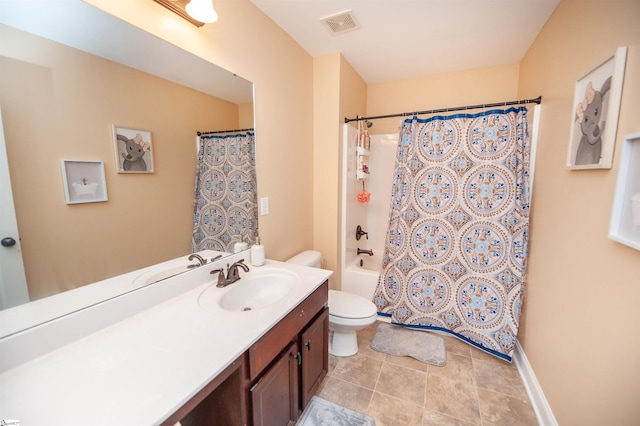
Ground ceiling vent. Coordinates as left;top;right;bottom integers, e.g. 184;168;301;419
320;10;360;35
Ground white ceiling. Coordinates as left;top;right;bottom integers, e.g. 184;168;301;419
250;0;560;84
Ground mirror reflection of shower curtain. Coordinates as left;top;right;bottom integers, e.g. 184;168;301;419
191;132;258;253
373;107;531;362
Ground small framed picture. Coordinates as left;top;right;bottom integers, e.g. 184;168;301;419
112;125;154;173
609;132;640;251
566;47;627;170
60;160;108;204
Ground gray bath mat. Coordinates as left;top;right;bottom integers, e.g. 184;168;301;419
370;323;446;366
297;396;375;426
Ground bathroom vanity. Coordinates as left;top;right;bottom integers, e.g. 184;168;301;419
0;252;332;425
167;281;329;426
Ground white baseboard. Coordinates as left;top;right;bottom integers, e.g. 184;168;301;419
514;340;558;426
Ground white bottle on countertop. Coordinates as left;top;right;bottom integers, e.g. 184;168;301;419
250;236;265;266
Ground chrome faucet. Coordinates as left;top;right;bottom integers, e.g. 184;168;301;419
211;259;250;288
357;248;373;256
188;253;207;268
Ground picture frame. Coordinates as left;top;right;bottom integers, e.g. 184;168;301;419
60;160;108;204
112;125;154;173
566;46;627;170
609;132;640;251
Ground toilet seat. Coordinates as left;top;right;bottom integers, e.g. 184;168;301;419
328;290;377;319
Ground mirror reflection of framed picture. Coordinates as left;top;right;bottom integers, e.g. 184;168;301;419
609;133;640;251
112;125;155;173
60;160;108;204
566;46;627;170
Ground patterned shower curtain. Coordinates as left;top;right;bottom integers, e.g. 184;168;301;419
373;107;531;361
191;132;258;253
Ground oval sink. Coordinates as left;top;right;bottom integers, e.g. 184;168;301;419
132;263;195;288
207;269;297;312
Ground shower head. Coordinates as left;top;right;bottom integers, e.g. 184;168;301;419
364;120;373;128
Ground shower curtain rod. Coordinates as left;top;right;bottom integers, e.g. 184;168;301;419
344;96;541;123
197;127;254;136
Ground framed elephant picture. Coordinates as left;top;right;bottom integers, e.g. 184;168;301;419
566;46;627;170
112;125;155;173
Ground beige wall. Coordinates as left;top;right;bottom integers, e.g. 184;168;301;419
313;53;367;289
0;25;240;300
87;0;316;263
517;0;640;424
367;63;520;135
313;53;341;288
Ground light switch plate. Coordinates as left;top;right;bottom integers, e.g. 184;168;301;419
260;197;269;215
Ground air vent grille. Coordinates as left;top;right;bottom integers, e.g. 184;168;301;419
320;10;360;35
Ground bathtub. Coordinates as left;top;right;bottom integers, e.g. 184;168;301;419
341;255;382;300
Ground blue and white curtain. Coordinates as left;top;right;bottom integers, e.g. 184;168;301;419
191;132;258;252
373;107;531;361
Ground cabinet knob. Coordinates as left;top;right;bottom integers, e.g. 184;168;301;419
305;340;311;351
293;352;302;365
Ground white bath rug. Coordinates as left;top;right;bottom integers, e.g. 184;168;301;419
370;322;446;366
296;396;375;426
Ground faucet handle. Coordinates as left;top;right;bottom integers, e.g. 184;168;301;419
210;268;226;287
356;225;369;241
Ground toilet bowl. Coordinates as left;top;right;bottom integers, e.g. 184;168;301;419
286;250;378;357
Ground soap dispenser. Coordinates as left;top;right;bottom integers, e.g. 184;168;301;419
251;236;265;266
233;235;248;253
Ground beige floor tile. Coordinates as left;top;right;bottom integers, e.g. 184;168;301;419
470;345;502;362
331;352;383;390
357;321;387;361
313;326;538;426
473;357;528;400
317;376;373;414
428;352;476;385
425;375;481;424
423;408;477;426
384;352;430;373
367;391;424;426
440;334;473;358
477;388;538;426
327;353;339;376
375;362;427;406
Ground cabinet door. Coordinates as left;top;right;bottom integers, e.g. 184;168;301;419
251;341;300;426
300;308;329;409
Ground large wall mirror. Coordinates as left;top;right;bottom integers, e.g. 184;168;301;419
0;0;254;335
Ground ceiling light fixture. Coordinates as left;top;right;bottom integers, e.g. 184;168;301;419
153;0;218;27
185;0;218;23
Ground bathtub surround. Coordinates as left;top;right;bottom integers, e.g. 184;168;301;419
374;107;532;361
370;323;446;367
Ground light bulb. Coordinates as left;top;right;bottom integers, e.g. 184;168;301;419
185;0;218;23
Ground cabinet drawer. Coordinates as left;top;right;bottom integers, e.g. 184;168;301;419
249;281;328;381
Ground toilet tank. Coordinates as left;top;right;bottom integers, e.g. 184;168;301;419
285;250;322;268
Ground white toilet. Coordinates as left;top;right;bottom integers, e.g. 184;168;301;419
286;250;378;357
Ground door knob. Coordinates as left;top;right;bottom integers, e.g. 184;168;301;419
1;237;17;247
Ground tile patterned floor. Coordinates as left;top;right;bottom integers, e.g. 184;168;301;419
315;321;539;426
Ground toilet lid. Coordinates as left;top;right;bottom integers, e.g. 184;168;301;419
329;290;377;319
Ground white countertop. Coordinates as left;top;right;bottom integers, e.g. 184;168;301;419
0;258;332;426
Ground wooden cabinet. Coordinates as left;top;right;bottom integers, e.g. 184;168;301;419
248;281;328;425
300;308;328;408
250;341;300;426
167;281;328;426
